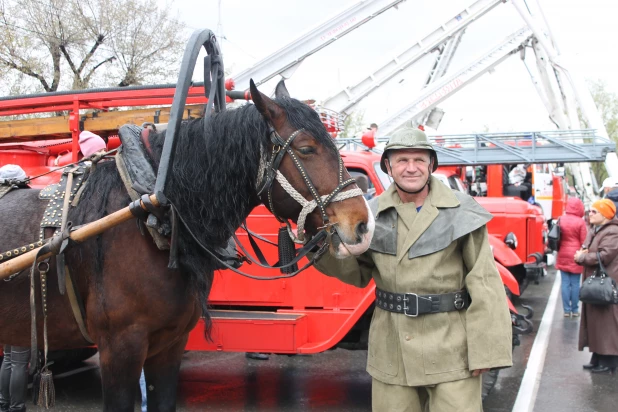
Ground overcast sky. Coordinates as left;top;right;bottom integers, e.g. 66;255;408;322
170;0;618;135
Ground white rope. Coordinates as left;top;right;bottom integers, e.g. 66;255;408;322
275;171;363;243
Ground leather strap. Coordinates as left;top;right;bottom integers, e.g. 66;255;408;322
375;287;469;317
64;266;94;344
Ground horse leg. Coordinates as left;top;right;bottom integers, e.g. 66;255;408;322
143;334;189;412
98;333;147;412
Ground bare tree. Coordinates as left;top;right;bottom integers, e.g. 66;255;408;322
0;0;187;94
108;0;186;87
579;80;618;184
339;110;366;139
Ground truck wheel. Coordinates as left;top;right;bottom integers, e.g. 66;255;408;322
481;368;500;401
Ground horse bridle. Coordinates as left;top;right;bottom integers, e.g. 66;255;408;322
258;126;363;244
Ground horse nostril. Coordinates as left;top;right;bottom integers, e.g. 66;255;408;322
355;221;368;241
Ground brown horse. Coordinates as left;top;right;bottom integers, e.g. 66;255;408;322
0;81;374;411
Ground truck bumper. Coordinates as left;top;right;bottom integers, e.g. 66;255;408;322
525;262;546;284
525;253;546;285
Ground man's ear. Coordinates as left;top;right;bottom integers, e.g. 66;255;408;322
384;158;393;177
250;79;283;124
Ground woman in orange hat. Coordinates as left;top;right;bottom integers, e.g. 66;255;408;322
574;198;618;373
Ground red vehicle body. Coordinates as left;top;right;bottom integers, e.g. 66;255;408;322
0;88;533;360
0;143;532;356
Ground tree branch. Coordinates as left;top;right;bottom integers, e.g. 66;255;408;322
83;55;115;84
59;44;78;74
0;58;51;91
76;34;105;74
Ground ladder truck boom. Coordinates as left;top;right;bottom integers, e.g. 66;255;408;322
337;130;616;166
322;0;504;114
230;0;407;91
378;27;533;136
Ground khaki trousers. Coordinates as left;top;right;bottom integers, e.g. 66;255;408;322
372;375;483;412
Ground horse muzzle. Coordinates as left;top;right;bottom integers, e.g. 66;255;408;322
329;199;375;258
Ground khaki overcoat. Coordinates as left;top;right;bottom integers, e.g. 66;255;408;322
576;217;618;355
314;176;513;386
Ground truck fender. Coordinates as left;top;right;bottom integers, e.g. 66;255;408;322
489;235;523;267
495;261;520;297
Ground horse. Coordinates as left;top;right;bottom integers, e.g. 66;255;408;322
0;80;375;411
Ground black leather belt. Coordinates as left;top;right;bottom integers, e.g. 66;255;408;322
375;287;470;317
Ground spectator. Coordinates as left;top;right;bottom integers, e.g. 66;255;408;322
601;177;618;209
78;131;107;159
508;164;526;185
0;165;29;188
554;197;587;317
574;199;618;374
0;345;30;412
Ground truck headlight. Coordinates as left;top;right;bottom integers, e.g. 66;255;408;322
504;232;518;250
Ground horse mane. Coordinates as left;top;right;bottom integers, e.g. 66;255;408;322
68;96;336;330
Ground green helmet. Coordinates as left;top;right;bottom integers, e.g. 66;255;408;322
380;127;438;173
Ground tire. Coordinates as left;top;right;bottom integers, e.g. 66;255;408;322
481;368;500;401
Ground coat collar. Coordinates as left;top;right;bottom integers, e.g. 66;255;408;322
376;176;461;262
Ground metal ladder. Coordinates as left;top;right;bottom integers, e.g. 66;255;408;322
322;0;505;114
337;129;616;165
377;27;534;136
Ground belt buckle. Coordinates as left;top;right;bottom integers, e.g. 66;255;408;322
403;293;419;317
454;292;465;310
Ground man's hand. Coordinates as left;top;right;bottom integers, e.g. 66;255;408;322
472;368;490;377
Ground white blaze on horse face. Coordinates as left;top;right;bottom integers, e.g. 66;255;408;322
335;197;375;258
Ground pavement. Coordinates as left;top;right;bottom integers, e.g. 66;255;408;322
26;268;618;411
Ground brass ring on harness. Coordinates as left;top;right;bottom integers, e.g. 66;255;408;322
37;261;50;273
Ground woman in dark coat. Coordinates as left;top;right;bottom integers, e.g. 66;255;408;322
574;199;618;373
555;197;588;317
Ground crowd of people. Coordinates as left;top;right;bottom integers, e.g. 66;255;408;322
556;176;618;374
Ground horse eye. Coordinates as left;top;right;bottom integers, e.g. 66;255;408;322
298;147;316;155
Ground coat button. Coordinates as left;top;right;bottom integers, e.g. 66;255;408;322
405;335;411;341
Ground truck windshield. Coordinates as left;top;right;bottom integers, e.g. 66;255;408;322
374;162;392;190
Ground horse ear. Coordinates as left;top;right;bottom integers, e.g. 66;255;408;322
250;79;283;123
274;80;290;99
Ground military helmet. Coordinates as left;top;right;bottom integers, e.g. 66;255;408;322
380;127;438;173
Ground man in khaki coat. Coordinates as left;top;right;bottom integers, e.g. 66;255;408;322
313;127;512;411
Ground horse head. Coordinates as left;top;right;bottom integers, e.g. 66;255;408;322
250;80;374;258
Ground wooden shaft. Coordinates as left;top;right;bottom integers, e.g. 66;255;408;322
0;194;159;279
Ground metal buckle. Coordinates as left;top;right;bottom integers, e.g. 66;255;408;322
454;293;465;310
403;293;419;317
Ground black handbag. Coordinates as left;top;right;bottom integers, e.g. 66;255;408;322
547;218;561;251
579;252;618;305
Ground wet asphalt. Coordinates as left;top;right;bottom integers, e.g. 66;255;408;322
27;269;618;411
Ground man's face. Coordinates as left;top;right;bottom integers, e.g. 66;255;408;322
385;149;432;193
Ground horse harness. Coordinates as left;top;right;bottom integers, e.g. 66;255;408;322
258;126;363;244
